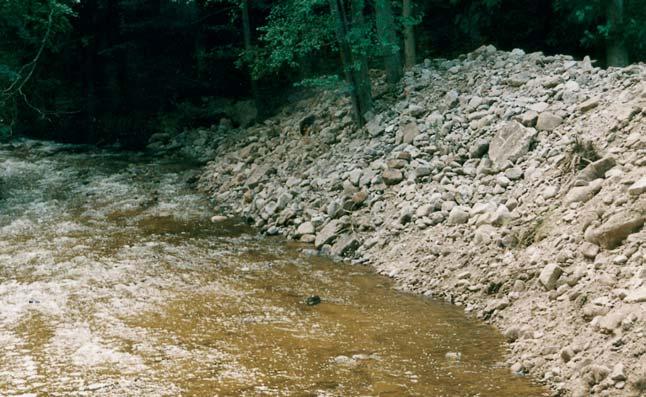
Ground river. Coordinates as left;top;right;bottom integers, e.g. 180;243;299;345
0;140;546;396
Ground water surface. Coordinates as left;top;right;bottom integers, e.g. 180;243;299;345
0;140;547;396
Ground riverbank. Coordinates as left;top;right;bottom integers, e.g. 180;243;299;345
189;46;646;396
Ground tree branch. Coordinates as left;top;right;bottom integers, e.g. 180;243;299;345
3;6;55;96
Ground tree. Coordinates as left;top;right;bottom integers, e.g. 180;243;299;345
245;0;373;126
402;0;416;68
328;0;373;125
375;0;402;84
553;0;646;66
240;0;260;107
605;0;628;66
0;0;74;138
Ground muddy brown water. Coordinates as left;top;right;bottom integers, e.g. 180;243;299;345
0;140;547;396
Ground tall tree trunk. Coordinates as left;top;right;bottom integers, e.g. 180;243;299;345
605;0;629;67
328;0;372;126
402;0;416;68
375;0;402;85
241;0;260;111
350;0;373;118
80;0;98;142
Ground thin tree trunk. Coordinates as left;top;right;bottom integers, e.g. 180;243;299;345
375;0;402;85
241;0;260;110
350;0;373;119
605;0;629;67
329;0;363;126
402;0;416;68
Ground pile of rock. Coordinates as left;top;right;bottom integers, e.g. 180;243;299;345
199;46;645;396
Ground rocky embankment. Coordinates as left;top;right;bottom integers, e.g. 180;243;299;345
159;46;645;396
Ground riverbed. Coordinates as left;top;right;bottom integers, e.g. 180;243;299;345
0;140;546;396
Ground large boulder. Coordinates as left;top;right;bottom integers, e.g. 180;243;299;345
584;211;644;249
574;157;616;186
330;234;361;257
488;121;537;166
314;220;347;249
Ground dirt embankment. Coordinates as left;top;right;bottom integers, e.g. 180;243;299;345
184;46;645;396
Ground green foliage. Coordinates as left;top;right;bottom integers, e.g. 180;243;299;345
244;0;336;79
553;0;646;59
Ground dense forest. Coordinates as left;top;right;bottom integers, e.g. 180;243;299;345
1;0;645;147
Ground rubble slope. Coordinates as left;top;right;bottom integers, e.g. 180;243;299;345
196;46;646;396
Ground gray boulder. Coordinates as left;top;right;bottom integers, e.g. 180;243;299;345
488;121;536;166
314;219;347;249
539;263;563;290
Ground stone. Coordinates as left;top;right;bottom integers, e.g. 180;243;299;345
560;347;574;363
587;365;610;385
518;110;538;127
296;221;315;236
382;169;404;185
246;164;276;187
571;379;589;397
351;190;368;205
505;327;521;342
628;177;646;196
314;220;346;249
415;204;432;218
584;211;644;249
414;166;432;179
469;139;490;158
348;169;363;186
408;104;425;117
539;263;563;290
448;206;470;225
504;167;523;180
210;215;228;222
536;112;563;131
578;97;600;112
401;122;420;145
625;287;646;303
342;180;359;197
610;363;626;382
564;179;604;204
575;157;616;186
597;309;629;334
444;90;459;108
366;115;385;137
542;185;559;199
488;121;536;166
330;234;361;257
387;159;407;169
580;242;600;259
